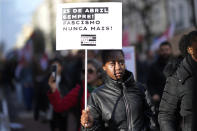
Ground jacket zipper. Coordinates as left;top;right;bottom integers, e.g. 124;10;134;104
122;83;133;131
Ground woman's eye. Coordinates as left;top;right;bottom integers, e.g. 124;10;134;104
109;62;115;66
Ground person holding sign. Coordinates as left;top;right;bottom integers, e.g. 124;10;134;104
81;50;151;131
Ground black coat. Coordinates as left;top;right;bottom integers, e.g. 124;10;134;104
83;70;151;131
159;56;194;131
147;57;167;97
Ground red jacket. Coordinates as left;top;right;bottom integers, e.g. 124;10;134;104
47;83;89;113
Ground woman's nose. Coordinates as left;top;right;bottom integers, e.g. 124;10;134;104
115;62;120;70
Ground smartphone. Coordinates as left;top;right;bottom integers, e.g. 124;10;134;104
51;64;57;82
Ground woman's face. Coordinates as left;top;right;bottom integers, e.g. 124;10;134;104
102;51;125;80
87;63;98;85
188;41;197;62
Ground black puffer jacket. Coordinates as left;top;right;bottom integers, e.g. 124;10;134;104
159;56;195;131
84;70;151;131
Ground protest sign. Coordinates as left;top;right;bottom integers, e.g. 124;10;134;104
56;2;122;110
123;46;136;79
56;2;122;50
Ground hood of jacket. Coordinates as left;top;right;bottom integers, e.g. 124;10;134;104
103;70;135;92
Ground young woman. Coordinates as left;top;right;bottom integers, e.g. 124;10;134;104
47;59;102;130
81;50;151;131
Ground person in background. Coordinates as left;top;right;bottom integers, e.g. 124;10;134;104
47;58;69;131
81;50;151;131
33;55;50;122
48;59;102;131
19;57;34;111
159;31;197;131
146;41;172;129
87;59;103;93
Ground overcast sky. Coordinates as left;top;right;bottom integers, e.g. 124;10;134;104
0;0;43;53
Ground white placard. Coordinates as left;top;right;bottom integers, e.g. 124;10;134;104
56;2;122;50
123;46;136;79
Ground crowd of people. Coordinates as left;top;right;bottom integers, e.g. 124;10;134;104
0;30;196;131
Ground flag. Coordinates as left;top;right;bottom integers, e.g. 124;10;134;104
150;23;175;51
18;39;33;62
123;28;130;46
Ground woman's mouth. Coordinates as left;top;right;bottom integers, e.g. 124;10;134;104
115;72;123;77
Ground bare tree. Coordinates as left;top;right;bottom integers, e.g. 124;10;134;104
123;0;160;52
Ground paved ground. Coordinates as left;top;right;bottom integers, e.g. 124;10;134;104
0;87;50;131
10;112;50;131
1;88;77;131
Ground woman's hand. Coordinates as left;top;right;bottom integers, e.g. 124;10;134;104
81;107;94;128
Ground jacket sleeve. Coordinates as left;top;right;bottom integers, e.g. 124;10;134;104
81;92;104;131
137;82;152;130
158;76;180;131
47;84;81;112
144;90;153;129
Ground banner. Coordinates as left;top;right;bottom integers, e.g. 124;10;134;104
123;46;136;79
56;2;122;50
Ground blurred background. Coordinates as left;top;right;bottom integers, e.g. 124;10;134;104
0;0;197;131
